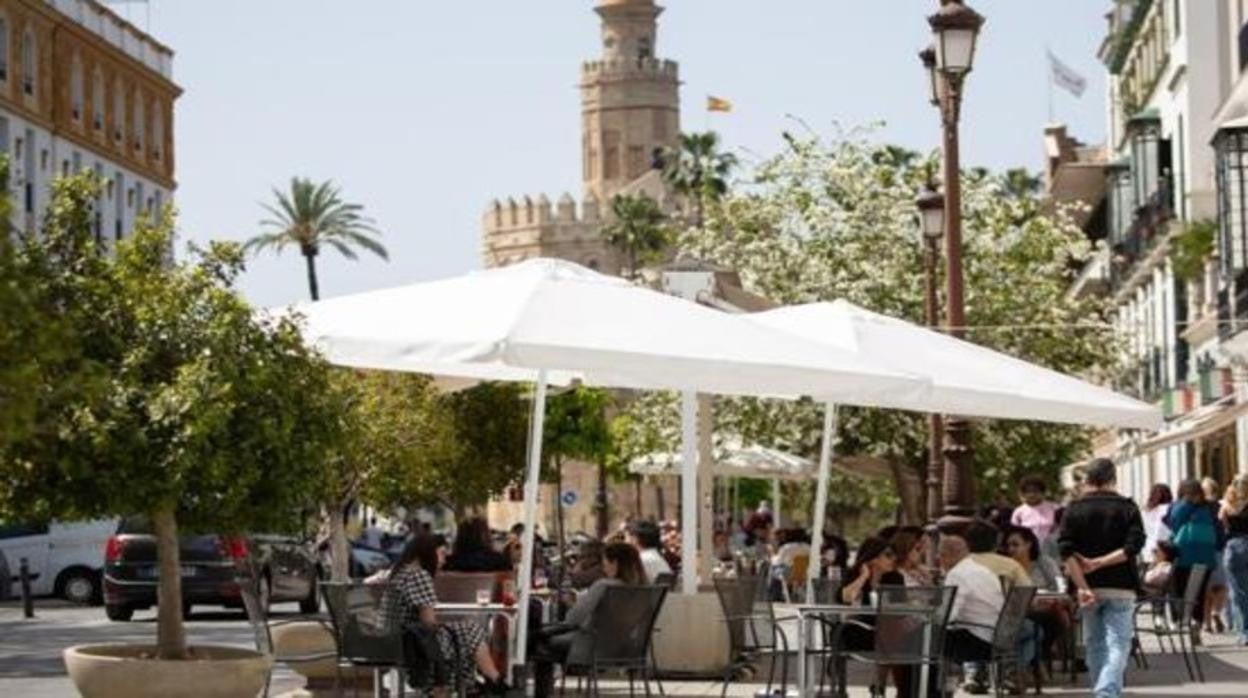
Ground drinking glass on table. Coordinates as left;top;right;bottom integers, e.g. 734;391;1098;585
476;588;492;606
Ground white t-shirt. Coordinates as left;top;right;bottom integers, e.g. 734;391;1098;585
640;547;672;582
944;556;1005;644
1142;505;1170;563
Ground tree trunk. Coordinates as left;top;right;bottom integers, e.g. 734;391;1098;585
634;478;643;520
152;508;188;660
303;250;320;301
656;483;666;522
595;460;609;539
888;461;923;525
328;505;350;582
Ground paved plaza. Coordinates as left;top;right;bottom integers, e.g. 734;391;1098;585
5;600;1248;697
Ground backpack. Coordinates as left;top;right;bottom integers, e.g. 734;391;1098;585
403;622;458;689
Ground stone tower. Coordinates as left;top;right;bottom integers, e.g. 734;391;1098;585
580;0;681;203
481;0;681;272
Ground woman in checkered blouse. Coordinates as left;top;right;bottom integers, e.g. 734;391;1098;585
381;534;507;693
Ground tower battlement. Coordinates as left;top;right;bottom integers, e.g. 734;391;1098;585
481;192;604;232
580;58;679;81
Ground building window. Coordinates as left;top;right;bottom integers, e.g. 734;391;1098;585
152;105;163;160
21;25;34;96
1107;164;1135;244
1172;0;1181;38
132;90;144;152
603;130;620;180
113;78;125;142
1128;115;1167;206
70;54;83;121
0;18;9;82
92;68;103;130
1216;126;1248;274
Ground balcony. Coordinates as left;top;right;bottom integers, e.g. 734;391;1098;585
1109;175;1173;294
1218;268;1248;358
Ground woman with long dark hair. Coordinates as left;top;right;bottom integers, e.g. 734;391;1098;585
381;535;507;693
444;517;512;573
531;543;648;697
1143;483;1174;563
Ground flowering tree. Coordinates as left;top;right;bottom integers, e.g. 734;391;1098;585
617;128;1115;523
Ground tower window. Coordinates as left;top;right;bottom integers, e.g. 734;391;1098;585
638;36;652;60
113;78;125;142
92;68;103;130
70;54;83;121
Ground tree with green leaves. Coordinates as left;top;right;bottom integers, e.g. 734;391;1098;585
245;177;387;300
601;194;670;279
620;129;1114;524
542;387;613;546
0;173;346;660
660;131;738;230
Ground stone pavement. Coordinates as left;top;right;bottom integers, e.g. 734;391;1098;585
4;600;1248;696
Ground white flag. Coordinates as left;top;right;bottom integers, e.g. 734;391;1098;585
1048;50;1087;98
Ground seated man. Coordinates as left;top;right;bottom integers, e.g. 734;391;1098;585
966;520;1032;589
940;535;1005;692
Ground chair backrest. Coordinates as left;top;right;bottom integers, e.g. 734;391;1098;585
713;574;764;653
1178;564;1209;624
789;554;810;586
433;571;500;603
806;574;842;605
872;585;951;663
236;570;274;657
568;584;668;669
320;580;404;665
992;584;1037;655
652;571;676;588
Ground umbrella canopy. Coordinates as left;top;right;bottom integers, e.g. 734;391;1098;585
751;300;1161;431
290;259;931;404
628;441;814;481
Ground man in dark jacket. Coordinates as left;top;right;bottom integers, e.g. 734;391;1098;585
1057;458;1145;698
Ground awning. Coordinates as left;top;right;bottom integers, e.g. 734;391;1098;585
1132;396;1247;455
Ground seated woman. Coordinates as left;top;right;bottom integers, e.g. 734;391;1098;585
1143;540;1177;597
531;542;647;697
837;537;902;647
1003;525;1068;668
444;517;512;573
889;528;934;587
1002;525;1060;590
567;540;605;590
381;535;508;694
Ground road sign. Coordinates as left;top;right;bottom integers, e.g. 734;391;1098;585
560;490;578;507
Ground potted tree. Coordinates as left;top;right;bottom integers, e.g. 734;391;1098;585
0;172;346;698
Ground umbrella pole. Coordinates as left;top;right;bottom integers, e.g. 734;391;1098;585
680;391;698;594
807;403;837;602
773;478;782;528
513;371;548;672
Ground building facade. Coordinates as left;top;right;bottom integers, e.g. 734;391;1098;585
1050;0;1248;500
480;0;680;274
0;0;178;242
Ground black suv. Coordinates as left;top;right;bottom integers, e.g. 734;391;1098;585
102;518;321;621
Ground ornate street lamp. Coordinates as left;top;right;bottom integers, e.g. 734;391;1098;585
919;46;941;109
925;0;984;524
915;186;945;524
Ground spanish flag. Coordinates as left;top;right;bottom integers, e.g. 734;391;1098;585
706;96;733;113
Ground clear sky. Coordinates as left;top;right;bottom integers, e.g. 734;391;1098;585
135;0;1110;308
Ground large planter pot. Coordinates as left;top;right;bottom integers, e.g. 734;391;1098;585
64;644;272;698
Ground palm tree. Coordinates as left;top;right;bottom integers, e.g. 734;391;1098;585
600;194;669;279
659;131;738;230
245;177;387;300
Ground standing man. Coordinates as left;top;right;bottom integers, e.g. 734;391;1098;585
1058;458;1145;698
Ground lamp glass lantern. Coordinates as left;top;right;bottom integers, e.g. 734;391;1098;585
916;189;946;240
929;1;984;76
919;46;940;107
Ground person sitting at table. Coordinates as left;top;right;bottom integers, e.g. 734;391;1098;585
445;517;512;573
939;535;1005;695
567;540;605;590
381;534;508;694
1004;525;1071;669
889;527;934;587
530;542;647;697
966;520;1032;589
627;520;671;582
1143;540;1177;597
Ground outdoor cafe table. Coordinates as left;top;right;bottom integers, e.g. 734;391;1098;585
782;602;945;698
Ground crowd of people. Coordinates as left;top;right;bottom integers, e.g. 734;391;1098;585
346;460;1248;697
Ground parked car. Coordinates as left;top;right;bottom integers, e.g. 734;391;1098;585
102;518;321;622
0;520;115;604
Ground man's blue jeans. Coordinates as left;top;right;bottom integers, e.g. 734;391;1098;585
1081;596;1135;698
1225;538;1248;643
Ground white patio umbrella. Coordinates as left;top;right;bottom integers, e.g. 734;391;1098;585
285;259;931;672
628;441;814;481
750;299;1163;596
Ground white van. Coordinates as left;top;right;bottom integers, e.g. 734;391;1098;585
0;520;116;604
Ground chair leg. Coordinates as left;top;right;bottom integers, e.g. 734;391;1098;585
628;668;636;698
649;644;665;696
765;652;776;695
1191;638;1206;683
720;664;732;698
1175;630;1196;682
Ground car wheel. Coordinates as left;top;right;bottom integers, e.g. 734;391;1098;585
105;604;133;622
58;569;100;606
299;576;319;614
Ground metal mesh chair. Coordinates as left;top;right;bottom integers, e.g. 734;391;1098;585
712;574;794;697
236;565;339;698
1134;563;1208;682
560;584;669;697
826;585;956;698
950;583;1036;698
321;581;409;698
